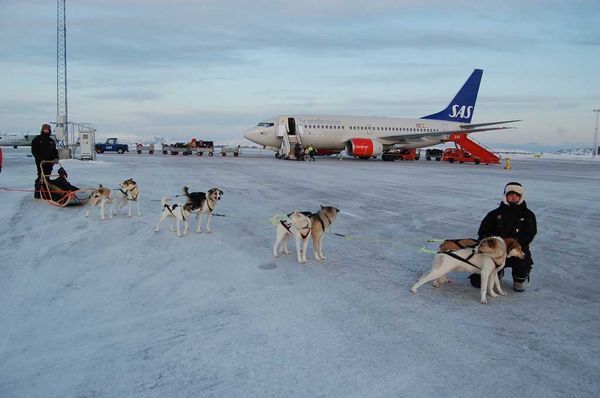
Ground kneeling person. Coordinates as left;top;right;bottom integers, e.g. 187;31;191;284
470;182;537;292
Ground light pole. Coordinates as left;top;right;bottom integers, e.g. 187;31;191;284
594;109;600;158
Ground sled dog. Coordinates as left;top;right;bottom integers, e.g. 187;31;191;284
85;185;114;220
182;186;223;233
116;178;141;217
411;237;525;304
155;197;193;237
301;206;340;261
273;211;312;263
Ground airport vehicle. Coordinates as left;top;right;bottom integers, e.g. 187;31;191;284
442;148;481;164
136;143;155;154
444;134;500;164
162;139;214;156
221;145;240;157
425;149;443;161
243;69;518;160
382;148;420;161
0;133;34;148
95;138;129;154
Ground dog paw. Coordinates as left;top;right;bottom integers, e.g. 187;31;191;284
410;287;417;293
489;292;499;298
284;251;291;255
433;281;440;288
480;298;488;304
500;291;508;296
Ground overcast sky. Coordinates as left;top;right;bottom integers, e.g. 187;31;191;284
1;0;599;149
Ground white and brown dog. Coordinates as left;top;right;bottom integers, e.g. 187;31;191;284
301;206;340;261
85;185;114;220
116;178;141;217
411;237;525;304
273;211;312;263
181;186;223;233
155;197;193;237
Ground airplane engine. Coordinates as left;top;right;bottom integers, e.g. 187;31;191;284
345;138;384;158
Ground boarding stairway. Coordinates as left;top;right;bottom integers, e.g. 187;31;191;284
278;130;304;160
449;133;500;164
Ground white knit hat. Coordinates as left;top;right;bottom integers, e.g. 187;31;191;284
503;182;524;205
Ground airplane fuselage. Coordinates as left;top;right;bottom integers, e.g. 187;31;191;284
243;70;518;158
0;134;34;148
244;114;457;151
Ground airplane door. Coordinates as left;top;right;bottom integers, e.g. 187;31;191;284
288;118;297;135
276;116;289;137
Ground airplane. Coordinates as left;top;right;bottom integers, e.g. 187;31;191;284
0;133;35;148
243;69;519;159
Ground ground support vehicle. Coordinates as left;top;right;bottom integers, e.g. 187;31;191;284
95;138;129;154
381;148;420;161
221;145;241;157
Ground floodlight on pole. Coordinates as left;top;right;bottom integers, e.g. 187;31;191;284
593;109;600;158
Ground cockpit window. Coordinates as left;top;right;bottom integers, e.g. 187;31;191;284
257;122;274;127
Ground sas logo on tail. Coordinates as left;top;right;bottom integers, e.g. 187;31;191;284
449;105;473;119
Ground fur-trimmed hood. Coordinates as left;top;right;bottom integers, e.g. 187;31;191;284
502;182;524;205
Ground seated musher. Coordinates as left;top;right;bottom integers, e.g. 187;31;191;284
49;167;79;201
469;182;537;292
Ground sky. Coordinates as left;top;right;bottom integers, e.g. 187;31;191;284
1;0;599;150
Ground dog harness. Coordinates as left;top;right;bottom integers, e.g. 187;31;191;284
280;220;311;240
441;250;504;270
440;249;480;270
120;186;139;201
312;211;332;231
165;204;186;221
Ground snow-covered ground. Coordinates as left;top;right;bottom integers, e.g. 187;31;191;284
1;148;599;397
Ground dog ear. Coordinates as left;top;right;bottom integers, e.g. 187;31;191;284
334;207;340;212
320;205;324;209
99;184;103;188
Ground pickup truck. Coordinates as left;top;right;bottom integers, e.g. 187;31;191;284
95;138;129;154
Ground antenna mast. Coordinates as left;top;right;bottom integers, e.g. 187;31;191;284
56;0;68;144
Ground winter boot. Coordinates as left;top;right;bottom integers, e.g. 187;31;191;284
469;274;480;288
34;181;41;199
513;278;527;292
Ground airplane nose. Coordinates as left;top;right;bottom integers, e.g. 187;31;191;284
243;128;258;141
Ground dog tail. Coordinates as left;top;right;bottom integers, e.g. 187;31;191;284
161;196;172;207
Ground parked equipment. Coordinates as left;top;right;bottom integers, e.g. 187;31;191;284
442;134;500;165
382;148;420;161
95;138;129;154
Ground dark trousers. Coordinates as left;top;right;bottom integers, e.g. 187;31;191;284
34;163;53;198
469;256;533;287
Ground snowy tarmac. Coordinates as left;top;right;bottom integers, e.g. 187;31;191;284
1;149;599;397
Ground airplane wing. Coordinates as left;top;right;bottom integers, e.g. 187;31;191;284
381;120;520;142
459;120;521;129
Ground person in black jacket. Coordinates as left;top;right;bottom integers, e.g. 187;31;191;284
469;182;537;292
31;123;59;199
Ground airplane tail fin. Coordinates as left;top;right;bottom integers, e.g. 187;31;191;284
421;69;483;124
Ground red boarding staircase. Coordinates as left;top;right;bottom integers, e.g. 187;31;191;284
449;133;500;164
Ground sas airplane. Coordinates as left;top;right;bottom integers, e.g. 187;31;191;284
243;69;519;159
0;133;34;148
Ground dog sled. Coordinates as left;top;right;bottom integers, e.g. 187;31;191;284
38;160;92;207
